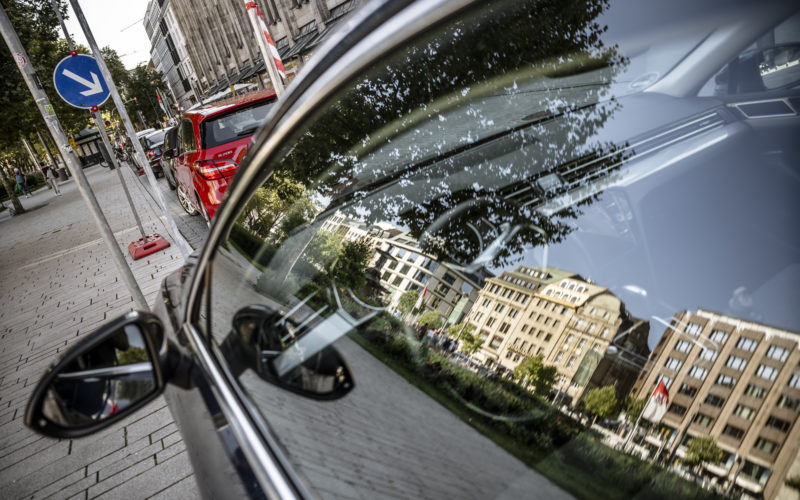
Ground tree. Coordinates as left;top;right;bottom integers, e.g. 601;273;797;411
458;329;483;356
623;395;647;421
329;239;372;290
682;436;723;473
417;310;442;330
397;290;419;317
124;64;169;128
583;386;618;424
513;355;557;398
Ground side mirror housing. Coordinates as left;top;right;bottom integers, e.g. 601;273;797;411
25;311;167;438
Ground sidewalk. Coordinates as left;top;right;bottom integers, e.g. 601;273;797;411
0;165;198;499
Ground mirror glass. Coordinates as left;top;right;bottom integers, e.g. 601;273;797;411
40;324;156;428
226;305;354;399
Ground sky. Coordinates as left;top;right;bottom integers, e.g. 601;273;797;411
61;0;152;69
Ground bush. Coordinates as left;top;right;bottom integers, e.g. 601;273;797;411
229;222;276;267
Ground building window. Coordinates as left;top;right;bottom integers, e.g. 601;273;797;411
736;337;758;352
699;348;718;361
508;309;519;319
587;324;596;334
726;355;747;371
688;365;708;381
733;404;757;420
601;327;610;338
521;324;528;333
777;394;800;411
790;372;800;389
565;334;574;345
399;264;411;275
764;416;791;433
685;322;703;336
715;374;737;388
740;461;772;486
722;425;744;440
710;330;729;344
499;322;511;334
678;383;698;397
442;272;456;285
520;295;529;305
665;357;683;372
555;353;564;364
494;303;505;313
766;345;790;362
704;393;726;408
577;339;587;350
693;413;714;427
482;298;491;307
544;334;552;342
675;340;692;353
381;271;391;281
388;260;398;270
392;276;403;286
668;402;687;416
567;356;576;368
660;376;673;389
753;437;780;454
744;384;767;399
489;336;503;349
756;364;779;381
486;317;497;327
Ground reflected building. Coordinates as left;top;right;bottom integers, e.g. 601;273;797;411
631;309;800;500
472;266;650;407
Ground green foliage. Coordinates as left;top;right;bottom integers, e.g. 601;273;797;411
513;355;557;397
417;310;443;330
117;346;148;365
583;386;618;420
329;239;372;290
397;289;419;315
123;64;169;128
238;174;313;241
624;395;647;421
682;436;723;470
458;328;483;356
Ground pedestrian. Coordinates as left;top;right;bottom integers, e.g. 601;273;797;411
42;164;61;196
13;168;32;198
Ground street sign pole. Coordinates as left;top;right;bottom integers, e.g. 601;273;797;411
68;0;191;258
0;4;149;310
91;112;146;238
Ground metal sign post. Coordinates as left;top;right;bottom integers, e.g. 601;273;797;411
91;111;146;239
0;4;149;310
67;0;191;258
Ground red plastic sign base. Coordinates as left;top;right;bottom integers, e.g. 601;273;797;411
128;233;170;260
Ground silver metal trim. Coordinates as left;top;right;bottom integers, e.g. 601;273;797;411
728;98;798;119
181;323;301;500
56;361;153;380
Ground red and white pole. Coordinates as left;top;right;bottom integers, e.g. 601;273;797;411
244;1;285;98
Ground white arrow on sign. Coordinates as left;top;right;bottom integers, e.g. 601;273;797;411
61;68;104;96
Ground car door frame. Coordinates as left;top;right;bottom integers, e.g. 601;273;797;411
173;0;479;497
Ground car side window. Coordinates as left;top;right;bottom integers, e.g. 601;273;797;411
204;1;799;498
179;119;195;153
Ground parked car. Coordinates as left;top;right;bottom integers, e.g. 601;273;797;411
164;89;278;224
129;128;158;176
139;129;167;177
25;0;799;499
161;125;178;190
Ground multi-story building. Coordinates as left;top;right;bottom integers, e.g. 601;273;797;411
632;308;800;499
143;0;198;110
472;266;650;406
165;0;363;99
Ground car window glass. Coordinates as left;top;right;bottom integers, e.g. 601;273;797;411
207;1;799;498
180;119;195;153
201;100;276;149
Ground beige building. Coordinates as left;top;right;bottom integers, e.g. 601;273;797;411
166;0;363;98
472;266;649;406
632;308;800;499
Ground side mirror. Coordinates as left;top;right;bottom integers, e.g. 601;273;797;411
25;311;167;438
226;305;354;400
162;148;175;160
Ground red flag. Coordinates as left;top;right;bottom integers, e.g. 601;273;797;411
641;379;670;423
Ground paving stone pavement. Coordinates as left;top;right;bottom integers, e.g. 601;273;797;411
0;165;200;499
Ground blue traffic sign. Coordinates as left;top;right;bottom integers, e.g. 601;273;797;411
53;54;110;109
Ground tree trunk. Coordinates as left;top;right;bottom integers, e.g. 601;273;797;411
0;162;25;214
